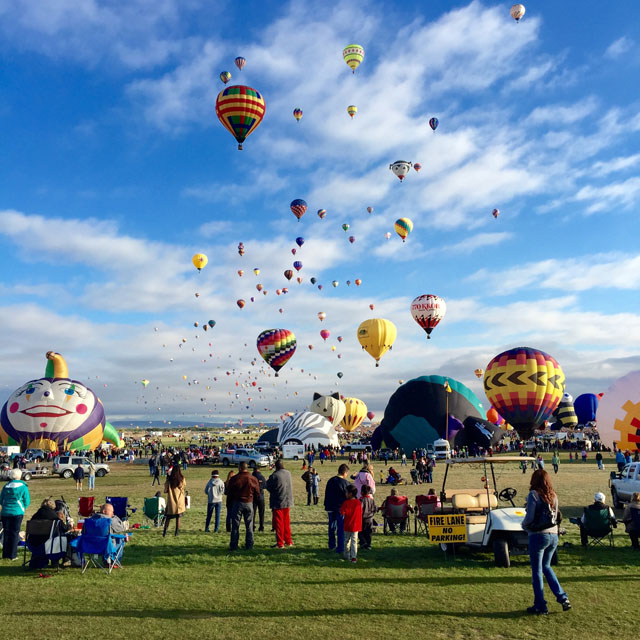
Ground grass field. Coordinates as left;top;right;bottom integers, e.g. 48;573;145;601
1;451;637;640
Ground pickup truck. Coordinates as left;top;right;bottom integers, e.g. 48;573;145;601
344;443;372;453
610;462;640;508
219;448;271;468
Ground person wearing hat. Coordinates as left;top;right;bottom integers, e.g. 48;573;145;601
577;491;616;546
0;468;31;560
203;469;225;533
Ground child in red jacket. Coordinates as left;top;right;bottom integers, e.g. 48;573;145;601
340;484;362;563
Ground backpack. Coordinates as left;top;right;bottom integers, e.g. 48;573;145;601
528;494;558;532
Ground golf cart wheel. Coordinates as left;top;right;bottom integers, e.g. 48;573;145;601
493;538;510;568
222;458;230;467
62;469;73;479
611;488;622;509
96;469;106;477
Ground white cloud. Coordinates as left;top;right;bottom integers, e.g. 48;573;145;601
528;97;597;125
573;176;640;213
443;232;513;253
605;36;633;60
591;154;640;177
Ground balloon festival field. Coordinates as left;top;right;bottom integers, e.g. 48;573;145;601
0;451;637;640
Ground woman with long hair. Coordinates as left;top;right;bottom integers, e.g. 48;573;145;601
521;468;571;615
163;464;186;537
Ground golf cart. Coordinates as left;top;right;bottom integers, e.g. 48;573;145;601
433;455;536;567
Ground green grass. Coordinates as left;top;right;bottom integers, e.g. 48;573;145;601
1;452;637;640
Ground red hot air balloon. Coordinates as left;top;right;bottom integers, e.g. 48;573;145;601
414;163;422;172
290;199;307;221
367;411;375;420
237;299;245;309
320;330;330;341
284;270;294;281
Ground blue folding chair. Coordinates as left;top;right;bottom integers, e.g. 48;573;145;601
105;496;135;521
76;517;126;574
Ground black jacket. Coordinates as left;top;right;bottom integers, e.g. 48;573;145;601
324;475;349;512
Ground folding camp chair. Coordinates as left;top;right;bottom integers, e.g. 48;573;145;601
78;496;95;518
76;517;126;574
415;495;439;535
105;496;136;521
143;496;165;528
580;507;615;547
382;496;410;535
23;520;67;570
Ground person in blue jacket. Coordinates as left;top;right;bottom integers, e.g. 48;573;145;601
1;468;31;560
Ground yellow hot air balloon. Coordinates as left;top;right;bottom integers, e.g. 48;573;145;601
347;105;357;118
343;44;364;73
357;318;397;367
474;368;484;379
192;253;208;271
341;397;368;432
141;379;150;388
394;218;413;242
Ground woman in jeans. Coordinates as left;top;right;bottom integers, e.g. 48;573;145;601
521;469;571;615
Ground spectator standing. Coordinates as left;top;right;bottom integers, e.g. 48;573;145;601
340;485;362;563
551;452;560;475
88;464;96;491
301;467;314;506
163;465;186;537
224;470;236;532
359;484;376;550
252;467;266;532
0;469;30;560
74;464;85;491
324;463;350;556
152;463;161;486
311;468;321;505
595;451;604;471
204;470;225;533
226;462;260;551
353;462;376;498
266;459;294;548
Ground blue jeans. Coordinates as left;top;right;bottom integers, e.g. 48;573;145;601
1;514;23;559
528;533;567;610
205;502;221;532
327;511;345;554
88;476;95;490
230;502;254;550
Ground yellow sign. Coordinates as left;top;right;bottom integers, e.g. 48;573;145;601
427;514;468;543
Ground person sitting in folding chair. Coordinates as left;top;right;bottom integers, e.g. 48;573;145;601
91;503;126;534
570;492;616;546
380;489;413;534
26;498;70;569
76;515;126;573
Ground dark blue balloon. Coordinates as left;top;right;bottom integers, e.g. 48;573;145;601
295;237;304;247
574;393;599;425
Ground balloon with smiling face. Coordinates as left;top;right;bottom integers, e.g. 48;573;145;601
0;352;121;451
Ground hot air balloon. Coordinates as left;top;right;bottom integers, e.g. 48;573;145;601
573;393;599;426
237;299;245;309
295;237;304;247
337;336;343;342
291;248;296;255
474;368;484;379
384;232;392;239
293;261;303;272
343;44;364;73
331;346;336;352
355;279;361;286
238;242;245;256
410;294;446;339
234;56;246;71
253;268;260;276
414;163;422;172
347;105;357;118
317;311;326;322
483;347;565;440
320;330;330;341
284;270;293;281
492;208;500;219
348;236;355;244
332;280;339;288
346;281;351;286
510;4;525;22
141;379;150;388
293;108;303;122
357;318;397;367
194;321;199;328
429;117;439;131
308;344;314;350
394;218;413;242
597;371;640;451
342;397;368;432
337;372;344;378
256;284;263;292
367;206;373;213
215;85;265;150
256;329;296;377
208;320;216;328
367;411;375;421
310;277;317;285
290;199;307;221
369;304;375;311
237;270;244;277
220;71;232;84
390;160;412;182
317;209;326;219
192;253;208;271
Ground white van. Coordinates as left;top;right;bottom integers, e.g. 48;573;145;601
282;444;305;460
433;438;451;460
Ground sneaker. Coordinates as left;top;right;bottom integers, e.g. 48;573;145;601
351;558;357;563
561;600;572;611
526;606;548;616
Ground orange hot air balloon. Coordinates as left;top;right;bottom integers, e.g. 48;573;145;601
355;279;362;286
237;299;245;309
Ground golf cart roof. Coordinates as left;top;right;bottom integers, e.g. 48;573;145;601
445;455;536;465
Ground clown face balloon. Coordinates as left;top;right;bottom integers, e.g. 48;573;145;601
0;352;119;451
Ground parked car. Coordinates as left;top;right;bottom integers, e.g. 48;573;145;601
52;455;110;479
610;462;640;508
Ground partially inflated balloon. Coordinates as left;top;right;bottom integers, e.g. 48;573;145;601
343;44;364;73
483;347;565;440
215;85;265;150
390;160;412;182
597;371;640;451
342;397;368;432
192;253;208;271
293;108;303;122
257;329;296;377
394;218;413;242
291;199;307;221
410;294;446;339
357;318;397;367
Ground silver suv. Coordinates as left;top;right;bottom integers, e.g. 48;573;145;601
52;455;110;479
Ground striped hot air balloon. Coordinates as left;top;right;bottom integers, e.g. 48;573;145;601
410;294;446;339
215;85;266;150
343;44;364;73
394;218;413;242
293;108;303;122
341;398;368;432
290;199;307;221
220;71;232;84
234;56;246;71
347;105;357;118
256;329;296;377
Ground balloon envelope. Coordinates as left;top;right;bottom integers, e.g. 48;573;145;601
343;44;364;73
394;218;413;241
256;329;296;376
574;393;599;425
341;398;368;432
411;294;446;338
290;199;307;221
357;318;397;366
597;371;640;451
215;85;265;150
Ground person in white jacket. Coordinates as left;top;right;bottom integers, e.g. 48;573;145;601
204;469;225;533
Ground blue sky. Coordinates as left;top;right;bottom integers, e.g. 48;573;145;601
1;0;639;424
